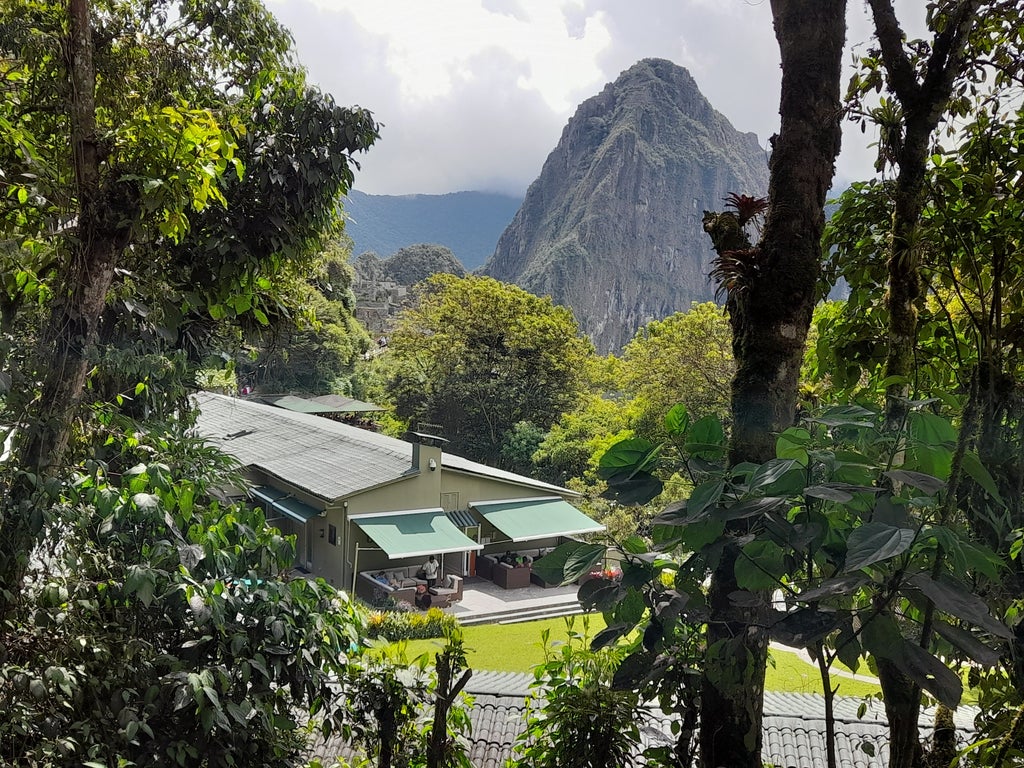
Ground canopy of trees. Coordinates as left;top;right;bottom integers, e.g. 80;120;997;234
385;274;593;465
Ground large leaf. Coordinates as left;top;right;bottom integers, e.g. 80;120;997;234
909;574;1013;639
664;404;690;437
798;575;868;603
612;649;659;689
805;483;880;504
896;640;963;709
747;459;801;492
531;541;605;586
598;437;661;478
776;427;810;465
612;587;646;627
883;470;946;496
769;608;842;648
715;496;789;522
735;540;786;590
578;577;624;612
591;623;631;650
843;523;915;572
685;415;726;459
932;620;1001;667
810;405;877;429
683;479;726;522
601;470;664;505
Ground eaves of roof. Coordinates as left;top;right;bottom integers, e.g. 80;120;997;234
192;392;577;502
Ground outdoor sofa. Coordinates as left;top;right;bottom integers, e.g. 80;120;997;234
355;566;463;607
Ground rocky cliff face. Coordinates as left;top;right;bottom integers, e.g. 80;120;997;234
482;58;769;352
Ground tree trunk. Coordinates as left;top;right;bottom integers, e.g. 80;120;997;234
865;4;981;764
699;3;846;766
0;0;127;619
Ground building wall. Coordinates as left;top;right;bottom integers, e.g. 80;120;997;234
245;445;578;594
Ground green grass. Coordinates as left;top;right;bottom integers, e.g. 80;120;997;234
384;616;881;698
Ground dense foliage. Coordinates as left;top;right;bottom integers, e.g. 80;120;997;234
0;420;365;766
386;274;593;465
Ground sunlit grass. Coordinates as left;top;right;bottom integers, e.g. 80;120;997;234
381;615;882;697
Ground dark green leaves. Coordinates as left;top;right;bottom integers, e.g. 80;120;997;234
531;541;606;587
843;523;915;572
909;574;1013;639
598;437;664;504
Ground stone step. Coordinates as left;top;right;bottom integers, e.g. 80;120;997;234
459;601;583;626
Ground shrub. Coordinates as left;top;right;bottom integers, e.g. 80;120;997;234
365;607;460;641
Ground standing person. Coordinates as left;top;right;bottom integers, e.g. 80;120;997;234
422;554;440;591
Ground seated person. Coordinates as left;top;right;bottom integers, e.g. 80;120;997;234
500;550;516;566
414;583;432;610
373;571;389;585
517;554;532;567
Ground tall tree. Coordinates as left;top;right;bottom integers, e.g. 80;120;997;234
387;274;593;465
845;4;1022;764
698;2;847;765
0;0;378;616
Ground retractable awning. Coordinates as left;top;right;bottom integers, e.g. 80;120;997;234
350;508;483;559
250;486;322;523
469;497;604;542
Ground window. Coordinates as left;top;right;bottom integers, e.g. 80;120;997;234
328;524;337;546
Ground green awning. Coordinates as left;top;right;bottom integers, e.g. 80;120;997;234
250;486;322;523
470;497;604;543
351;508;483;559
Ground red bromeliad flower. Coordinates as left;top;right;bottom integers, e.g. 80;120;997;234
723;192;769;227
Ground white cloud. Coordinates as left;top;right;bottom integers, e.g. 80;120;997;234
266;0;934;195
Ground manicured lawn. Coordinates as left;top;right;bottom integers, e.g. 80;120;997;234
388;615;881;698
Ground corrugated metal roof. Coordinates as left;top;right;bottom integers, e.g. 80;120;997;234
193;392;574;502
309;393;385;412
306;687;979;768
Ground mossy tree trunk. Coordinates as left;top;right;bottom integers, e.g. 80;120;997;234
699;2;846;766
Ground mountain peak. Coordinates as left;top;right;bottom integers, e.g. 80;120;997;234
481;58;769;352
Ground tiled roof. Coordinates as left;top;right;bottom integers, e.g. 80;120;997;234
192;392;572;501
307;687;979;768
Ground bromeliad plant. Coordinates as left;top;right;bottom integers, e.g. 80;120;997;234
536;401;1013;768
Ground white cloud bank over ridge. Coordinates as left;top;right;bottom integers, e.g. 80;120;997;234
267;0;924;196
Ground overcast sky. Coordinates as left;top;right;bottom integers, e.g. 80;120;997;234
265;0;924;196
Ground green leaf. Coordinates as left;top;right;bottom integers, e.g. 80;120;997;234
713;496;788;522
909;574;1012;639
797;575;868;602
577;577;623;612
598;437;661;476
776;427;810;465
960;451;1005;506
531;541;605;586
664;404;690;437
685;415;726;459
897;640;963;708
883;470;945;496
735;540;786;590
843;523;915;572
683;480;726;522
748;459;801;492
932;620;1001;667
810;404;877;428
860;614;904;661
621;535;648;555
612;588;646;627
